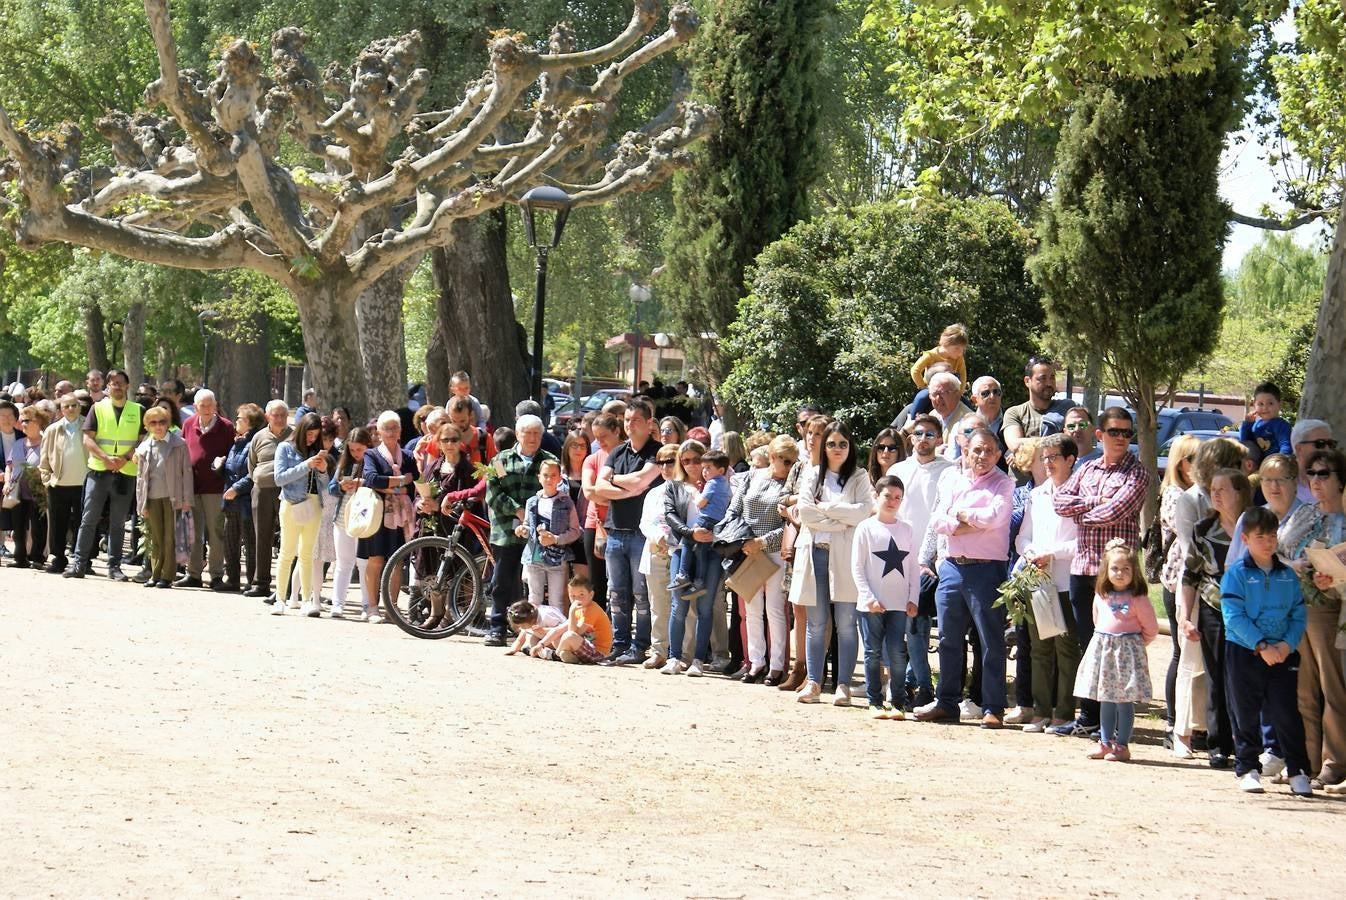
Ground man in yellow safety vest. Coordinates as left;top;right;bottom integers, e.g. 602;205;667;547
64;369;144;581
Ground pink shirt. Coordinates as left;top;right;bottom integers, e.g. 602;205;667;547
930;467;1014;561
582;450;609;530
1092;592;1158;644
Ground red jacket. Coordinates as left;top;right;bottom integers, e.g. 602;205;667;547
182;414;235;494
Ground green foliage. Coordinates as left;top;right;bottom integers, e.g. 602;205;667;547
1205;233;1325;397
1029;60;1241;427
662;0;827;384
721;198;1043;437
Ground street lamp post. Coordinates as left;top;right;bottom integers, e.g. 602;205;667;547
629;282;652;392
519;186;573;404
198;308;221;389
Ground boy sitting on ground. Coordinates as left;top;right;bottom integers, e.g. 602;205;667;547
505;600;568;657
541;575;613;664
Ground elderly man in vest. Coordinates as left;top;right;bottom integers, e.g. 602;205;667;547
64;369;144;581
176;389;234;590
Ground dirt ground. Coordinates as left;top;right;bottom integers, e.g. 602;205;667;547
3;565;1343;898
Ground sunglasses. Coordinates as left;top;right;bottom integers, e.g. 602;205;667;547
1298;438;1339;450
978;388;1002;398
959;427;977;436
679;456;700;466
824;440;849;450
1064;422;1091;432
658;458;677;467
912;430;939;440
1103;428;1135;439
874;444;899;453
1306;469;1336;480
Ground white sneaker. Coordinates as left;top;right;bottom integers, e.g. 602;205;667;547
286;596;301;609
686;659;705;677
270;601;286;616
1172;736;1195;760
1239;771;1264;793
330;600;345;619
1289;774;1314;797
914;700;941;718
368;612;385;625
959;698;981;720
833;684;851;707
1259;751;1287;779
300;600;320;618
660;658;686;675
796;680;821;703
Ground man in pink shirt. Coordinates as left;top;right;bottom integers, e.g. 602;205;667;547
915;428;1015;728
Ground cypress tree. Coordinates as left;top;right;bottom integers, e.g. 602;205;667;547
661;0;825;391
1028;56;1243;513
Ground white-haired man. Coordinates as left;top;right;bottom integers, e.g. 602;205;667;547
243;400;292;598
1292;418;1336;504
482;413;557;645
177;389;234;590
925;371;974;452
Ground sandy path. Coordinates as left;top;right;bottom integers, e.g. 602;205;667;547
2;566;1342;898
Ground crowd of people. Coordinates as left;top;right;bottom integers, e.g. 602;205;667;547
3;333;1344;799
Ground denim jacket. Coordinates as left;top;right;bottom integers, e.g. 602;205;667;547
222;431;257;514
274;440;322;503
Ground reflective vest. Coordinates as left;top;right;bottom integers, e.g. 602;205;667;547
87;398;143;477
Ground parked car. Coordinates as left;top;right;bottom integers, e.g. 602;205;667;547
551;388;632;435
1156;429;1230;478
1153;407;1234;448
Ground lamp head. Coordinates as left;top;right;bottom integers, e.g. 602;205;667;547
519;186;573;249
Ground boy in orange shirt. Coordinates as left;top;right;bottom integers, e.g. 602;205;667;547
541;575;613;664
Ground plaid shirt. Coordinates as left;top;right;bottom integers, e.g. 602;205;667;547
485;447;558;547
1052;451;1150;576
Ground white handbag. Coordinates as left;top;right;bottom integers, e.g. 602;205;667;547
1029;583;1068;640
343;486;384;539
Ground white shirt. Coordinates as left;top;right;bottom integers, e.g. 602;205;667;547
638;483;670;577
812;471;844;547
708;418;725;450
889;454;953;556
850;516;921;611
1015;480;1078;591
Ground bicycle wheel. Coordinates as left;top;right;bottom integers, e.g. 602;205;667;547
381;536;478;639
449;553;491;637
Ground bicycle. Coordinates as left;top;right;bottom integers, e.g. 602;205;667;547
380;502;494;639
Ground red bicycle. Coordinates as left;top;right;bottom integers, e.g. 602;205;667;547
380;502;494;639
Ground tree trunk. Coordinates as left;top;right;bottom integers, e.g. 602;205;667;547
290;281;371;421
1298;200;1346;438
430;208;529;425
356;265;414;415
425;322;449;407
123;301;145;390
84;303;109;373
211;310;271;416
1083;350;1103;414
1133;379;1160;529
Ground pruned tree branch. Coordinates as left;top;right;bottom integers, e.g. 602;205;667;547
1229;207;1337;231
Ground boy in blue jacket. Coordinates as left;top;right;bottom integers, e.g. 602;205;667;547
1239;381;1293;457
1221;506;1312;796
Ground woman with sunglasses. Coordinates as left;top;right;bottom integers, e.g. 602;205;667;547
1280;448;1346;791
38;395;89;573
790;421;874;705
1157;433;1204;753
660;440;714;674
6;405;50;568
658;416;687;447
777;414;833;691
866;428;906;484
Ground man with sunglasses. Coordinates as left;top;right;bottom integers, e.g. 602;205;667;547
1052;406;1150;738
1004;357;1073;452
1291;419;1336;504
1063;406;1100;468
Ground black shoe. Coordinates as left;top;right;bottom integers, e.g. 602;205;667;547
221;580;241;593
8;560;30;569
1162;731;1175;751
609;651;641;666
143;578;159;589
209;577;229;592
242;585;268;598
62;567;85;579
132;570;151;584
1209;751;1232;770
743;666;768;684
483;632;507;647
107;568;129;582
43;562;66;574
173;575;203;588
157;580;172;589
728;663;751;681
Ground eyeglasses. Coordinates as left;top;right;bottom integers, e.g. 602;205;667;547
1103;428;1135;439
796;419;810;429
824;440;849;450
658;459;677;467
1064;422;1091;432
978;388;1002;398
875;444;899;453
1298;438;1339;450
1041;454;1063;464
17;418;30;425
1306;469;1336;480
912;430;938;440
1260;476;1294;486
679;456;700;466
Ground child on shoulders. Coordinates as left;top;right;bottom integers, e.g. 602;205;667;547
909;323;969;393
1239;381;1293;458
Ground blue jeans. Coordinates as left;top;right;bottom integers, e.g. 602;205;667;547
934;558;1008;716
904;614;933;696
804;545;859;688
864;610;910;707
605;529;649;656
1099;701;1136;747
72;471;135;571
669;552;723;662
677;536;718;589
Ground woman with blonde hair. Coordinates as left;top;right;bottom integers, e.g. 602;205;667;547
1159;432;1203;750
